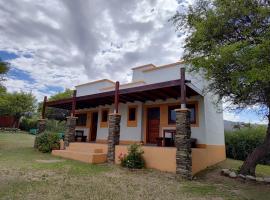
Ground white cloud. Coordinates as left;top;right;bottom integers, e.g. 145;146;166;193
0;0;185;100
223;111;241;122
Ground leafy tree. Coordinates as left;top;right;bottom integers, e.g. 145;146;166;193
38;89;73;120
0;92;36;127
172;0;270;175
0;58;9;93
48;89;73;101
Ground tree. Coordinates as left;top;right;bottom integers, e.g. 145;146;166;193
48;89;74;101
38;89;73;120
0;58;9;93
172;0;270;175
0;92;36;127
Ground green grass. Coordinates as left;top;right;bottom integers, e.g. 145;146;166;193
0;132;270;200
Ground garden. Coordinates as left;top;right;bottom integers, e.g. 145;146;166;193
1;131;270;200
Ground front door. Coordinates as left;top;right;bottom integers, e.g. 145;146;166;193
147;107;160;144
90;112;98;141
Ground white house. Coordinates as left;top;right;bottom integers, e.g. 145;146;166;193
49;61;226;174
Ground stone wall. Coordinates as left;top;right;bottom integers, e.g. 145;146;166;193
107;114;121;163
64;116;77;147
175;108;192;180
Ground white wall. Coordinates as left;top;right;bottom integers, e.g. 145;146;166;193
76;80;115;97
204;93;225;145
119;102;143;141
95;102;143;142
132;63;205;92
96;105;113;140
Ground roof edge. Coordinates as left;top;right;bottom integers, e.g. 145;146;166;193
76;79;115;87
142;61;185;72
131;64;156;70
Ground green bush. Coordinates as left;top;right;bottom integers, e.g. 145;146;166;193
20;117;38;131
225;126;270;165
36;131;60;153
119;144;145;169
46;119;66;132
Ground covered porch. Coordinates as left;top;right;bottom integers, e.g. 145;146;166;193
45;69;201;147
43;68;207;178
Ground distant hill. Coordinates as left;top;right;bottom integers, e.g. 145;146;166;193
224;120;264;132
224;120;253;131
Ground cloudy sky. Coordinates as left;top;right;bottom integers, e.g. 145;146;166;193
0;0;266;124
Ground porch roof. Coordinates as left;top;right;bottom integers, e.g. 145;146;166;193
46;79;202;110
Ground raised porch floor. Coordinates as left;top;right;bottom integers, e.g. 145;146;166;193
52;142;226;175
52;143;108;164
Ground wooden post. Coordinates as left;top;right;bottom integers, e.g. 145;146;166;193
71;90;77;117
41;96;47;119
114;81;120;114
180;68;186;109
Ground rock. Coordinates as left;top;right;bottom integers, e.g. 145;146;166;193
229;172;237;178
221;169;230;176
238;174;246;179
264;177;270;183
246;175;256;181
255;177;264;182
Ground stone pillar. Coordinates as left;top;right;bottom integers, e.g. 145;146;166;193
34;119;46;148
175;108;192;180
37;119;46;134
107;113;121;163
64;116;77;147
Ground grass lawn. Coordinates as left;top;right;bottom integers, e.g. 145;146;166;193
0;132;270;200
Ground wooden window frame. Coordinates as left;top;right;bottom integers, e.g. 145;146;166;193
167;102;199;127
75;113;87;127
127;105;138;127
100;109;109;128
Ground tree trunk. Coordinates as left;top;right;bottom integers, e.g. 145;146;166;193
239;114;270;176
12;116;20;128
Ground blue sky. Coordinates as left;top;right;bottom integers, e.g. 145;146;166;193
0;0;267;124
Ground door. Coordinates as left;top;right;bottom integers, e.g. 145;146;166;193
90;112;98;141
147;107;160;144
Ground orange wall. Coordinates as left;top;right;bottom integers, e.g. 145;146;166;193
115;145;226;175
115;145;176;173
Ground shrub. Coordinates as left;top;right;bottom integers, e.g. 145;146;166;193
36;131;60;153
119;144;145;169
46;119;66;133
225;126;270;165
20;117;38;131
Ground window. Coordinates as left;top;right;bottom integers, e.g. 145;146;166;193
127;106;137;127
128;107;136;121
76;113;87;126
101;110;108;122
168;103;197;125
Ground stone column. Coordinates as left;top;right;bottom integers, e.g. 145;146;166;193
175;108;192;180
64;116;77;147
34;119;46;148
107;113;121;163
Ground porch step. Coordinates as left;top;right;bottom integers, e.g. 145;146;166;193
52;150;107;163
51;142;108;164
67;142;108;153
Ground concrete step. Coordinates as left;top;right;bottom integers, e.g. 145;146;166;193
52;150;107;164
68;143;108;153
66;146;103;153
